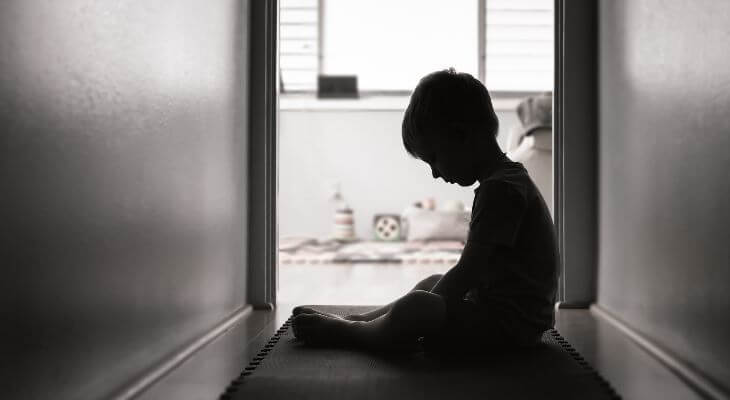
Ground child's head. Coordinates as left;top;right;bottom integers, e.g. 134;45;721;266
402;68;501;186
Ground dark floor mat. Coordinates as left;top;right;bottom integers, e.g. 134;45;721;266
221;306;621;400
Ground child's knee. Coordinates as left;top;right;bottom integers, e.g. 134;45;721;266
390;290;446;323
415;274;443;291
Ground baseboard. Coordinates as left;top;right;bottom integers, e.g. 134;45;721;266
590;304;728;400
253;302;276;311
555;301;591;309
111;305;253;400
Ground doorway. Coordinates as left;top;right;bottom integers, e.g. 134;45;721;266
274;0;555;308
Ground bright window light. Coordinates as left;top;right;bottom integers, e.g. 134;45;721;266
323;0;478;92
279;0;553;93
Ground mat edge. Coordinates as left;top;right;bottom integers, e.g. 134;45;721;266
220;307;622;400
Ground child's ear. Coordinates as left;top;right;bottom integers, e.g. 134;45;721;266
449;122;471;145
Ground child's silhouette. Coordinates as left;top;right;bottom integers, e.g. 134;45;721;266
292;69;559;354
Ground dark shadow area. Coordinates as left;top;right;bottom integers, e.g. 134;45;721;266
222;306;619;400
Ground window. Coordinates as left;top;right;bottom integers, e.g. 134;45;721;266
280;0;553;94
483;0;553;91
280;0;320;92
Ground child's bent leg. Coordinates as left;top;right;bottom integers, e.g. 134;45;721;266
292;289;447;351
293;274;443;321
343;273;444;321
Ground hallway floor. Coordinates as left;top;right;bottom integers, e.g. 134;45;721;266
141;263;706;400
278;261;454;305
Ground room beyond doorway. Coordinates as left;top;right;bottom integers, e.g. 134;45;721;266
277;0;554;306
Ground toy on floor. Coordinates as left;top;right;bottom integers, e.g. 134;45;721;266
373;214;402;241
333;206;356;241
329;182;357;241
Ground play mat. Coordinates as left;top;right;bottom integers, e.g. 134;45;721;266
279;237;464;264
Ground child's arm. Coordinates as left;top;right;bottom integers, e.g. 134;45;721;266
432;180;527;300
430;241;495;300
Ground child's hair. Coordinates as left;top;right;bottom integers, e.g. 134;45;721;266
402;68;499;159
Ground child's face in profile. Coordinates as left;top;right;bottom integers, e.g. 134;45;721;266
421;130;478;187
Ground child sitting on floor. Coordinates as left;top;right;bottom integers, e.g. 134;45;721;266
292;68;559;354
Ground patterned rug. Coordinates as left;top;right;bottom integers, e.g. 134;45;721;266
279;238;464;264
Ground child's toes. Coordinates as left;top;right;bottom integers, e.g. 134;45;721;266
292;314;321;340
293;306;318;316
291;315;307;338
294;313;318;325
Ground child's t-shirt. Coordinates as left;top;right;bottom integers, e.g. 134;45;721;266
464;159;559;339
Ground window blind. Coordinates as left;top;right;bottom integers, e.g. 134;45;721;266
323;0;477;91
484;0;554;91
279;0;554;93
280;0;319;92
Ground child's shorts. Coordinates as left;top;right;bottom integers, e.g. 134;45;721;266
421;297;544;356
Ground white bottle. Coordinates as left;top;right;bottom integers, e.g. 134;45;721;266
329;183;355;241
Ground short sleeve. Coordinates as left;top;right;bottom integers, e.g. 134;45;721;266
468;181;528;247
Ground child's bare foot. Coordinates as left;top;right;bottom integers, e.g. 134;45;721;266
292;306;345;320
343;313;371;321
292;313;420;352
293;306;371;321
292;313;360;347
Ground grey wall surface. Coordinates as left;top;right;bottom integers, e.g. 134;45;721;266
598;0;730;393
278;108;521;240
0;1;249;398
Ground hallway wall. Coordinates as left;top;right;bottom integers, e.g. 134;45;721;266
597;0;730;393
0;1;250;398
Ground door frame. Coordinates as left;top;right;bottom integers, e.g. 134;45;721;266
554;0;598;307
249;0;600;308
248;0;278;308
